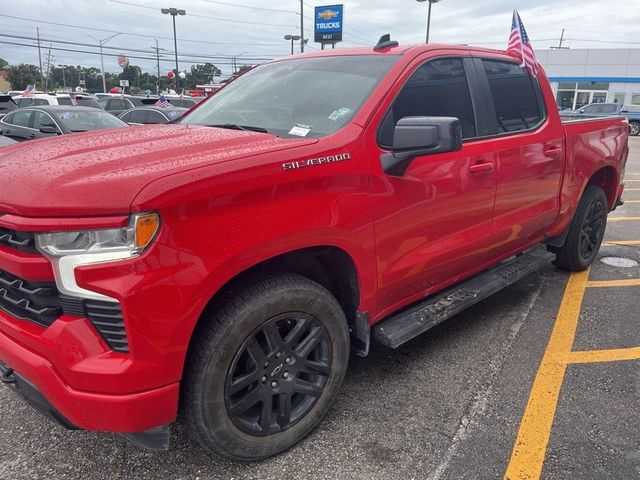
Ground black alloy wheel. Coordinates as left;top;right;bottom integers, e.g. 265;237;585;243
225;313;332;436
183;274;350;461
554;185;608;271
579;199;605;261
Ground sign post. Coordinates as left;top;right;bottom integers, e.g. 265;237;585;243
314;4;343;49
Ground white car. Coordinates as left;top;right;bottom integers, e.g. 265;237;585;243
11;93;102;109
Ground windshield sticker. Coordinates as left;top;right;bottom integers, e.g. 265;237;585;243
288;124;312;137
328;107;351;122
59;112;74;120
167;111;180;118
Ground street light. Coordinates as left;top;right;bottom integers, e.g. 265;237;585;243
58;64;69;90
284;34;302;55
86;33;122;93
416;0;441;43
161;7;186;90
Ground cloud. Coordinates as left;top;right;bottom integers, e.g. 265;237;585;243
1;0;638;78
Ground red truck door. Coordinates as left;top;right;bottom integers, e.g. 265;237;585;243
473;58;564;255
367;55;498;318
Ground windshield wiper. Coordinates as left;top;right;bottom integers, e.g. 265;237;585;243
207;124;270;134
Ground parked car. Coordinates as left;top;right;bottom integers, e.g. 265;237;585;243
0;39;629;461
0;135;17;147
11;93;103;109
118;106;187;124
562;102;640;135
96;94;146;116
164;96;203;108
0;105;128;141
0;95;17;120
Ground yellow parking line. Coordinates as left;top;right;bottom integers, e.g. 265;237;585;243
623;200;640;204
587;279;640;288
609;217;640;222
602;240;640;246
625;180;640;182
504;270;589;480
625;189;640;191
567;347;640;364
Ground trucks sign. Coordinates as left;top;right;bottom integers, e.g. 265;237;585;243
314;4;343;43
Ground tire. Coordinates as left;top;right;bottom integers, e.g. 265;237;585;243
630;121;640;137
183;274;350;461
555;185;608;271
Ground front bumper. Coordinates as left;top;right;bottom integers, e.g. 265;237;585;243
0;324;179;432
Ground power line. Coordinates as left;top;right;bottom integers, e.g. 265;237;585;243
0;40;274;66
0;14;289;47
0;33;279;61
201;0;296;14
110;0;296;27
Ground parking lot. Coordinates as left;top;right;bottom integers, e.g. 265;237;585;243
0;137;638;480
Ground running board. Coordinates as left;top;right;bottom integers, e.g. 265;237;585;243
373;247;553;348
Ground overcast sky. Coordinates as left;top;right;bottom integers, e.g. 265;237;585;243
1;0;639;78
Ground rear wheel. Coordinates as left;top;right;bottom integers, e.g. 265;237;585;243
630;121;640;137
183;274;350;461
554;185;608;271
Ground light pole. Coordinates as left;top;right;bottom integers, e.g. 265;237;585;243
87;33;122;93
161;7;186;91
284;34;302;55
416;0;441;43
58;64;68;90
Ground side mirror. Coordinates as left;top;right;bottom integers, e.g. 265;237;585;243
39;125;59;134
578;109;585;114
381;116;463;176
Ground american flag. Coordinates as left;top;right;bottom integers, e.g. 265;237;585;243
22;84;35;97
155;94;170;108
68;91;78;106
507;9;538;77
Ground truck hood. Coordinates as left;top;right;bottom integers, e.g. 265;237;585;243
0;125;317;217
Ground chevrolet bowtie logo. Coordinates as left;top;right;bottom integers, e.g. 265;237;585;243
318;9;339;20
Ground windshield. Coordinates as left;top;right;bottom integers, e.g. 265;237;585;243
55;110;128;132
57;97;103;109
181;55;399;138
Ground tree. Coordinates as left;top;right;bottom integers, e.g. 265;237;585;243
185;63;222;89
236;65;253;75
0;58;8;70
6;64;41;90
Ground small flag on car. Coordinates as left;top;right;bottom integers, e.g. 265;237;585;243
155;94;171;108
69;91;78;106
506;9;538;77
179;89;184;100
22;84;35;97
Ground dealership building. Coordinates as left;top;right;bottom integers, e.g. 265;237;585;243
535;48;640;110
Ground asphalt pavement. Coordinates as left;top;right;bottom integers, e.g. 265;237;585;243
1;138;639;480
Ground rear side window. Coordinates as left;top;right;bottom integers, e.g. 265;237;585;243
33;98;49;106
482;60;543;133
147;111;167;124
122;110;147;124
17;98;33;107
11;110;33;127
380;58;476;146
58;98;102;109
600;104;618;114
108;99;129;111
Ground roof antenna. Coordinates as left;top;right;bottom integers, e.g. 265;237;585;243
374;34;399;51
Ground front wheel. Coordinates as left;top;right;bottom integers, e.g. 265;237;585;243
554;185;608;271
183;274;350;461
630;121;640;137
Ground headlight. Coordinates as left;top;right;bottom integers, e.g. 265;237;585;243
36;213;160;301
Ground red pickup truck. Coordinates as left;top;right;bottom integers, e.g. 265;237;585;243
0;37;629;461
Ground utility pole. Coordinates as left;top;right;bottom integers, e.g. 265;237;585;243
36;27;44;90
44;45;53;92
300;0;304;53
550;28;570;49
161;8;186;91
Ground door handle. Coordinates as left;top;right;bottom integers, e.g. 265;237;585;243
469;162;494;174
544;145;562;158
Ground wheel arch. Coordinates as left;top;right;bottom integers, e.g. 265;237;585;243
183;246;365;377
586;165;618;211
